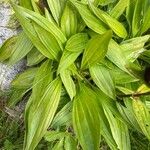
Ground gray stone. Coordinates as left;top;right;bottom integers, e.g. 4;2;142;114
0;0;25;91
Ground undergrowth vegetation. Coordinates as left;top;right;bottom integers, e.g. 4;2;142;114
1;0;150;149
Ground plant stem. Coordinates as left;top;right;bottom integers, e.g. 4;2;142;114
117;92;150;98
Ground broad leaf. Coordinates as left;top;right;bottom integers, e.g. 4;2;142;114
11;68;38;89
27;48;45;66
107;40;128;73
103;105;131;150
132;0;143;36
57;49;81;73
12;4;66;45
117;99;142;132
110;0;129;19
0;36;17;62
70;1;108;34
33;22;62;60
120;35;150;62
24;77;62;150
8;88;29;107
31;60;53;101
61;2;78;38
90;64;116;99
132;99;150;140
89;3;127;38
9;32;33;64
19;0;33;10
65;33;89;52
45;131;67;142
81;30;112;69
126;0;136;32
47;0;66;24
60;69;76;100
73;82;100;150
141;7;150;34
51;101;72;128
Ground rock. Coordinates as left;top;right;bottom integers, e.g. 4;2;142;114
0;0;26;91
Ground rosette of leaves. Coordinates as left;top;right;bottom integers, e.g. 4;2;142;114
0;0;150;149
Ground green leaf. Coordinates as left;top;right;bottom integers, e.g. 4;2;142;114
47;0;66;24
132;99;150;140
107;40;128;73
19;0;33;10
94;90;118;150
7;88;29;107
31;60;53;101
27;47;45;66
70;1;107;34
44;8;57;25
103;105;131;150
73;82;100;150
12;7;53;59
90;64;116;99
116;99;142;131
0;36;17;62
132;0;143;36
60;69;76;100
51;101;72;128
65;33;89;52
98;0;114;6
81;30;112;69
44;131;67;142
61;2;78;38
33;22;62;60
141;6;150;34
11;68;38;89
110;0;129;19
64;135;77;150
53;138;64;150
24;77;62;150
9;32;33;64
57;49;81;73
12;4;66;45
126;0;136;32
120;35;150;62
89;3;127;38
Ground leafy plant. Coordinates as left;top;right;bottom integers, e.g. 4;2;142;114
0;0;150;149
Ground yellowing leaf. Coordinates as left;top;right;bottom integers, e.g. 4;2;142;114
73;82;100;150
81;30;112;69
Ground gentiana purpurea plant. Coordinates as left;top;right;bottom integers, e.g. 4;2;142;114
0;0;150;149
